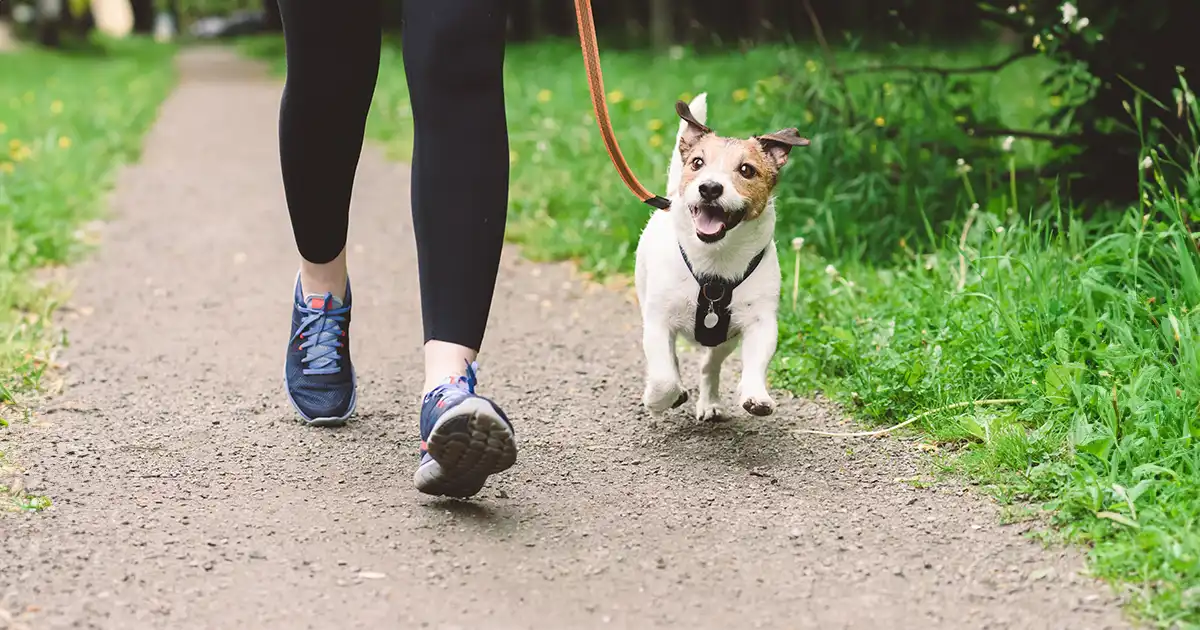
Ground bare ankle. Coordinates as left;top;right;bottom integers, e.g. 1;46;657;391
423;340;479;392
300;249;348;302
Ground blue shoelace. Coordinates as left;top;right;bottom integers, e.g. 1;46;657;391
295;294;349;376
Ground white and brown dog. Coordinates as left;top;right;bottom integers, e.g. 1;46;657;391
634;93;808;421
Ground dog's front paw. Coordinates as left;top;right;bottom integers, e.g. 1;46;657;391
740;393;776;417
696;402;730;423
643;380;688;413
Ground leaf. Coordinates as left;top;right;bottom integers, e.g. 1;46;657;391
1133;463;1179;481
1095;511;1140;529
1044;363;1080;404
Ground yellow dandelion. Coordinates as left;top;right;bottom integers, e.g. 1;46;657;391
648;134;663;148
1049;95;1064;107
58;136;71;149
10;145;32;162
647;119;664;131
874;116;885;127
607;90;625;104
50;100;64;114
804;110;815;124
8;139;21;151
732;88;749;103
509;150;519;163
632;99;646;112
536;89;552;103
805;59;818;73
0;162;12;174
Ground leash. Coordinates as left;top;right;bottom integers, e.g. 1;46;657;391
573;0;671;211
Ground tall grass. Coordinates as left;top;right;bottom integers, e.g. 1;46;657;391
240;35;1200;625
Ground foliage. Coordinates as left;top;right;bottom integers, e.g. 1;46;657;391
0;37;177;400
977;0;1198;205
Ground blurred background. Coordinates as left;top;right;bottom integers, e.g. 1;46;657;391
2;2;1199;621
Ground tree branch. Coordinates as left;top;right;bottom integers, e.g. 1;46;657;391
841;50;1037;78
965;126;1082;145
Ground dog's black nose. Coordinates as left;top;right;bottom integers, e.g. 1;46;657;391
699;181;723;201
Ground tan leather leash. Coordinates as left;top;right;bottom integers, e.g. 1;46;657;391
573;0;672;210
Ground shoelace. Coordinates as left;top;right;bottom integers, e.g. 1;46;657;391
295;293;349;375
423;360;481;404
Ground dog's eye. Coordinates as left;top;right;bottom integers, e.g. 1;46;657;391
690;157;705;171
739;164;758;179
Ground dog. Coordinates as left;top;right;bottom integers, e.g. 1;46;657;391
634;93;808;421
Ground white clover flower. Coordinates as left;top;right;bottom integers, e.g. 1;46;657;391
791;237;805;251
1061;2;1078;24
1142;155;1153;170
971;203;980;211
824;264;838;277
1006;5;1017;13
996;226;1006;234
1074;16;1089;30
955;158;973;175
1001;135;1015;152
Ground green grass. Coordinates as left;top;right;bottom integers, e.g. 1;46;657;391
239;34;1200;626
0;37;178;509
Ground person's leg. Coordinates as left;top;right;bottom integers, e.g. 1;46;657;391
403;0;516;497
279;0;381;298
403;0;511;391
278;0;381;425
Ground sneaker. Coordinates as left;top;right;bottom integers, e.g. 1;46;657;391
283;273;356;426
414;362;517;498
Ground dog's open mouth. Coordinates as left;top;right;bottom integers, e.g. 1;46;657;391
691;203;744;243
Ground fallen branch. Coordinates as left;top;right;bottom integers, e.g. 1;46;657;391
965;126;1081;145
796;398;1026;438
841;50;1036;77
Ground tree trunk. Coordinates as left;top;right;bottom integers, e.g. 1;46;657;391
747;0;768;41
129;0;153;33
527;0;545;39
36;0;64;47
263;0;281;31
649;0;672;49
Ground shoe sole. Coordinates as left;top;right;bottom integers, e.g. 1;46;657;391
282;364;357;428
415;397;517;498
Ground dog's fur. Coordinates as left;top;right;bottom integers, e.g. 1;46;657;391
634;93;808;421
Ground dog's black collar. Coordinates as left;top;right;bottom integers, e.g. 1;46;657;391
679;244;768;347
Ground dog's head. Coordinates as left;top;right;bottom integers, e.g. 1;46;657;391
674;99;809;244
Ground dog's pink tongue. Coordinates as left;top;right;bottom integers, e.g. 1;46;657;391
694;210;725;235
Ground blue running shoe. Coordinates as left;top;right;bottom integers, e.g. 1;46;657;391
415;362;517;498
284;274;356;426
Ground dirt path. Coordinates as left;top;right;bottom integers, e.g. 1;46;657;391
1;48;1130;630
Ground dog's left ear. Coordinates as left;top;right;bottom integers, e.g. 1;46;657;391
756;129;810;168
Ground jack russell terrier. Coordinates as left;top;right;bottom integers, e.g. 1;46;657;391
634;93;808;421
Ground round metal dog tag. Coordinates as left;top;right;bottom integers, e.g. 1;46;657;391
703;310;719;328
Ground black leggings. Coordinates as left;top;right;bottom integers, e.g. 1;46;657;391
277;0;510;352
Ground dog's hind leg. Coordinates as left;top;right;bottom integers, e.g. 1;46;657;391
737;315;778;417
641;322;688;413
696;339;737;422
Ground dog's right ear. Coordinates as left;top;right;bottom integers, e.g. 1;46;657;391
675;99;711;156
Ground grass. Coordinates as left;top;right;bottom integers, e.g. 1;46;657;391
239;34;1200;626
0;36;178;510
